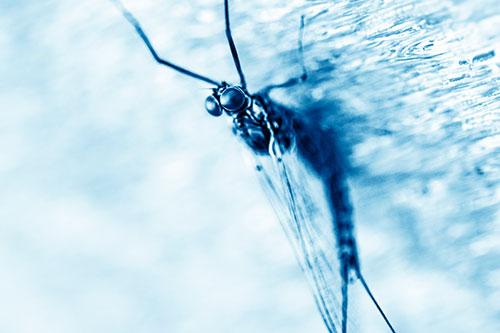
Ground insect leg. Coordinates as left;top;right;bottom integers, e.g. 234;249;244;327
110;0;221;86
261;15;308;93
224;0;247;89
298;15;308;81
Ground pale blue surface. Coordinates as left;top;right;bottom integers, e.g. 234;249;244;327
0;0;499;332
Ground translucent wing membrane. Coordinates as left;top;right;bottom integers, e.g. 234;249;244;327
251;117;397;332
254;150;355;333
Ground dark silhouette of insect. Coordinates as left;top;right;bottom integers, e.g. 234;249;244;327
110;1;397;332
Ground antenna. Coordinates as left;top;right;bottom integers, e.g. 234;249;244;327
110;0;221;86
224;0;247;89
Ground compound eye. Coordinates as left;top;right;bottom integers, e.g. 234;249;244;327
205;95;222;117
220;87;246;112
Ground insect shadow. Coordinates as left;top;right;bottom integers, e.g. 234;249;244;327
110;1;397;332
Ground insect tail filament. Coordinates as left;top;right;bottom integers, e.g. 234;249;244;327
357;271;397;333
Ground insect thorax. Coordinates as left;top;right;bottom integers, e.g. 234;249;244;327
233;94;294;155
205;85;293;155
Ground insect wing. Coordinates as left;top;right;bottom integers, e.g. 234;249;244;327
254;151;352;333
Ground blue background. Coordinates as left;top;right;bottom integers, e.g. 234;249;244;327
0;0;499;332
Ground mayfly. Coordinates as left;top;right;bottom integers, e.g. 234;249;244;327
110;0;397;332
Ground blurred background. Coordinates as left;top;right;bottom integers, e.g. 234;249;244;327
0;0;499;332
